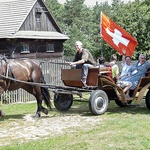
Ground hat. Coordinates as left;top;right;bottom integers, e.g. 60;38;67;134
75;41;82;46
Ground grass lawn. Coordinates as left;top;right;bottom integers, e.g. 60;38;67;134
0;99;150;150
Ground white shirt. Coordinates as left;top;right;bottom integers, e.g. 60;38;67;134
120;62;131;77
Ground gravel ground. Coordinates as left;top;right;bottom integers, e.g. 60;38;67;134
0;112;103;146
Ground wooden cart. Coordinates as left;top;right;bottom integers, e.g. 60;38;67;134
53;67;150;115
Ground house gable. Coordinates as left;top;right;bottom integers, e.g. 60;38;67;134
20;0;61;32
0;0;69;58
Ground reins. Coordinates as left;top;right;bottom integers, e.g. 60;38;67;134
39;60;69;65
0;73;46;87
0;73;93;93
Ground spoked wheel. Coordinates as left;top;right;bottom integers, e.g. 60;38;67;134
89;90;108;115
145;90;150;109
54;93;73;111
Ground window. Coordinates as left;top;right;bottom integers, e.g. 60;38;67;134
46;43;54;52
35;12;42;31
21;43;30;53
35;12;41;23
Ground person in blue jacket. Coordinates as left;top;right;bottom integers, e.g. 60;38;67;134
120;54;150;90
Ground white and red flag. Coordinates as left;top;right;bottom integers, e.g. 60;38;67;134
100;12;138;57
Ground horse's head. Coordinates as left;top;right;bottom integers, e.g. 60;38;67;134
0;55;8;93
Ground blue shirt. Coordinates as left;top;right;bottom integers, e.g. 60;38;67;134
120;61;150;90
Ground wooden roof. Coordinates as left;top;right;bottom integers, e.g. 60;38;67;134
0;0;69;40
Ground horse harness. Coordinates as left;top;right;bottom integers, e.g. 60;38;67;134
0;55;14;89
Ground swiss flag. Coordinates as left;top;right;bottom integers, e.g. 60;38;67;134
100;12;138;57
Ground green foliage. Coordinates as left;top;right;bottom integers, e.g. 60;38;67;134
45;0;64;28
45;0;150;61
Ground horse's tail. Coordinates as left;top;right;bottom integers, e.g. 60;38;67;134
40;75;52;110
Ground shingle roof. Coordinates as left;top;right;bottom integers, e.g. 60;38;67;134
0;0;36;37
0;0;69;40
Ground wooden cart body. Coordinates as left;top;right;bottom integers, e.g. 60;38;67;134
61;68;99;87
53;67;150;115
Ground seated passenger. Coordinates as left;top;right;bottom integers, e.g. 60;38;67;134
109;54;119;83
120;54;150;90
98;56;106;67
119;49;132;79
108;53;131;98
67;41;96;85
97;56;112;78
117;80;132;98
118;49;132;98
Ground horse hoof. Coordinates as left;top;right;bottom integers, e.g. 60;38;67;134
35;112;41;118
0;110;5;117
42;109;48;115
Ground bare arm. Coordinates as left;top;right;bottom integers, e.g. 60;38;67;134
116;73;120;81
67;59;85;66
122;48;126;64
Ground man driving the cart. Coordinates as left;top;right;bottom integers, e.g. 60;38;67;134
67;41;96;86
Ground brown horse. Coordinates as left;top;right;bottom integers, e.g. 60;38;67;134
0;55;51;118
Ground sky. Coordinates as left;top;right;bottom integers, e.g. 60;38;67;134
57;0;133;6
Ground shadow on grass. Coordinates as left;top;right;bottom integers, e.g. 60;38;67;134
51;101;93;117
52;100;150;117
1;100;149;121
107;101;150;115
0;114;24;121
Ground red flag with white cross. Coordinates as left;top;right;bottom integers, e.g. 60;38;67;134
100;12;138;57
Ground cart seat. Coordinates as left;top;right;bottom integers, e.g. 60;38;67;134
61;68;99;87
99;67;112;78
130;68;150;97
145;68;150;76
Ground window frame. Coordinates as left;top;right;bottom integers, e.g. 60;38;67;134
20;43;30;54
35;12;42;23
46;43;54;52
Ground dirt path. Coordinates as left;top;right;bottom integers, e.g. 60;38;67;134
0;113;103;146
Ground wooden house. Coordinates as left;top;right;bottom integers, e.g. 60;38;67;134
0;0;69;59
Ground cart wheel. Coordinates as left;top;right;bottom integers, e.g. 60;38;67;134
54;93;73;111
89;90;108;115
146;90;150;109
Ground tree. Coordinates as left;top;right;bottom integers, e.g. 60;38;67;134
45;0;150;60
63;0;95;56
45;0;65;30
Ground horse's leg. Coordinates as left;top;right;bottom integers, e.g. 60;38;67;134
34;94;49;117
35;93;49;116
22;85;49;118
41;106;49;115
33;75;51;116
0;109;5;117
34;94;43;118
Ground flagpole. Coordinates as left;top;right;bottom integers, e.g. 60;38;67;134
100;11;103;57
